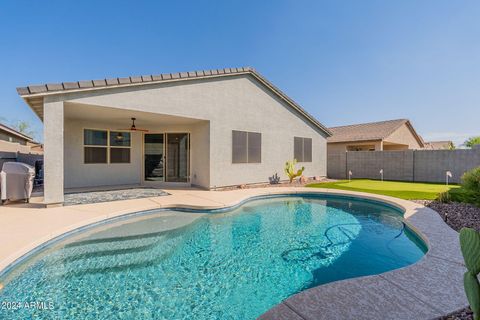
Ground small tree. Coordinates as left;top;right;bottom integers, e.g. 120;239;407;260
11;120;36;139
465;136;480;148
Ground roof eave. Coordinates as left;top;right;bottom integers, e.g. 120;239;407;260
0;124;34;141
327;138;383;144
17;67;332;136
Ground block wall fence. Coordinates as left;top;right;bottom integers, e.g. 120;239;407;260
0;151;43;169
327;148;480;184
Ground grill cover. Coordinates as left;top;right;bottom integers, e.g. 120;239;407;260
1;162;35;202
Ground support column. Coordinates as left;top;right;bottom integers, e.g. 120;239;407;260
43;99;64;206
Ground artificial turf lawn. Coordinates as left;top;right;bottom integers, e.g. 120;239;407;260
307;179;460;200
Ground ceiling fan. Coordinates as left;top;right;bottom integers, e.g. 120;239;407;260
118;117;149;132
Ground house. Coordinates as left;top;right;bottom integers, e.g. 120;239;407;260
17;67;331;205
0;122;43;154
327;119;424;154
424;140;454;150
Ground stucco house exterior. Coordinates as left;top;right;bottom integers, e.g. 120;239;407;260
327;119;424;154
0;122;43;155
17;67;331;206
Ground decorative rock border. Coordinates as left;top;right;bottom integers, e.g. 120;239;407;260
0;188;468;320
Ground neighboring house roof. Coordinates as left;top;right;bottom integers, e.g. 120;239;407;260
425;141;454;150
16;67;332;136
327;119;424;147
0;122;33;142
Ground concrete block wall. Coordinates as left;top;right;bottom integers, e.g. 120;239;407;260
414;149;480;183
382;150;414;181
16;153;43;167
327;149;480;183
327;153;346;180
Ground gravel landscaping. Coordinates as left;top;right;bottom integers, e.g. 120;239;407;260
413;200;480;320
63;188;169;206
414;200;480;232
438;307;474;320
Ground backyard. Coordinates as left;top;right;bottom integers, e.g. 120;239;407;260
307;179;459;200
308;178;480;234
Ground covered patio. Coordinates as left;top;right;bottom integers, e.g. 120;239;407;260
44;102;210;206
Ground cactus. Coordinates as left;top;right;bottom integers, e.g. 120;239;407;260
269;173;280;185
285;159;305;183
459;228;480;320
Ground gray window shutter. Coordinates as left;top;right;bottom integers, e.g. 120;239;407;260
304;138;312;162
247;132;262;163
294;137;303;162
232;130;248;163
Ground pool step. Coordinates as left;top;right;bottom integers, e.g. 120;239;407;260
42;233;185;278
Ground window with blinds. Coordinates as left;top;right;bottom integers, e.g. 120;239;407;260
232;130;262;163
294;137;312;162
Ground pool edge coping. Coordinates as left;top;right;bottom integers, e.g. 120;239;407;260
0;188;468;319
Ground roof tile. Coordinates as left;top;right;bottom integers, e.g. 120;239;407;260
78;80;94;88
17;87;30;95
118;77;131;84
106;78;119;85
92;79;106;87
130;76;142;83
62;82;80;90
28;85;48;93
46;83;63;91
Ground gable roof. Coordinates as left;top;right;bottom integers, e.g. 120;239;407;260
0;122;33;142
327;119;424;147
16;67;332;136
425;140;454;150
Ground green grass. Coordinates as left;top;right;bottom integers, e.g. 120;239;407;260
307;179;461;200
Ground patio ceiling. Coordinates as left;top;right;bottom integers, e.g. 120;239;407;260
64;102;205;127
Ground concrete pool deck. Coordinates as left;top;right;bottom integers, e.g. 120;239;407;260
0;187;468;319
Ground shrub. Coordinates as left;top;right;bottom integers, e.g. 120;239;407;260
462;167;480;192
457;167;480;206
437;191;451;203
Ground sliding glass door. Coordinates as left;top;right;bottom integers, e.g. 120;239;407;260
144;134;164;181
166;133;190;182
144;133;190;183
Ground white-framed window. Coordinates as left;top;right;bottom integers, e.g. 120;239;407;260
83;129;131;164
294;137;312;162
232;130;261;164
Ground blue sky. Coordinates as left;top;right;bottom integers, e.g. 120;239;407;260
0;0;479;145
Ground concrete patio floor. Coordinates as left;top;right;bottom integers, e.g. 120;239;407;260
0;187;468;320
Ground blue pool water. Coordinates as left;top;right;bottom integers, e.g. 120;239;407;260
0;195;426;319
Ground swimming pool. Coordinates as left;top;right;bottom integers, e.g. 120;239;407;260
0;194;426;319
